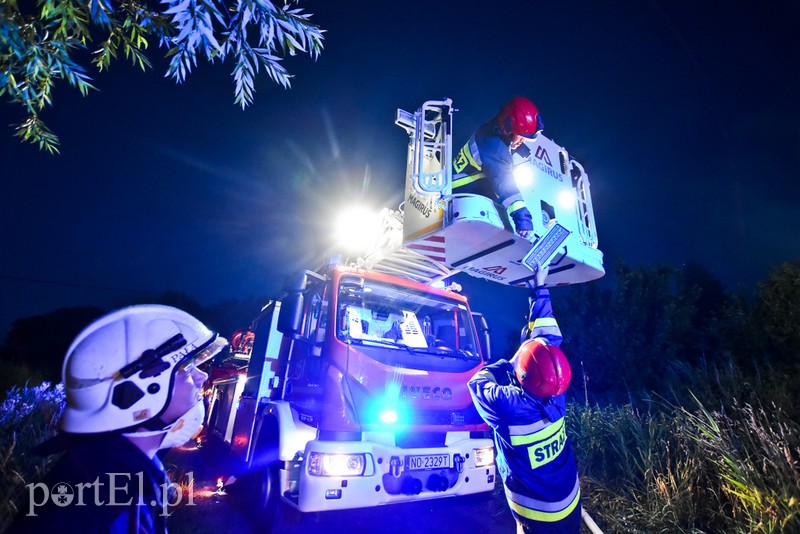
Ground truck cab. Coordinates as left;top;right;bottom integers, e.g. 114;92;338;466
206;264;496;516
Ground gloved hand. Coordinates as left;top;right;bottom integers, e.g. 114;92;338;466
511;207;533;239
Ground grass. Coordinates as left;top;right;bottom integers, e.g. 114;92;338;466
1;376;798;533
682;397;800;532
569;399;800;533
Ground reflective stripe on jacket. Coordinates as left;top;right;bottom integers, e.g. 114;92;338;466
521;288;562;344
505;474;581;522
452;120;531;226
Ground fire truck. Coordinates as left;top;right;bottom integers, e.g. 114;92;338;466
206;265;496;520
204;99;603;523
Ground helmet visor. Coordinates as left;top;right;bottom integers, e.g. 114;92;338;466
177;335;228;372
117;333;227;380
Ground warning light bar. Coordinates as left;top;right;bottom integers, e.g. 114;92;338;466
522;223;571;272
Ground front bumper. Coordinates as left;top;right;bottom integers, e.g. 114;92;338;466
282;436;496;512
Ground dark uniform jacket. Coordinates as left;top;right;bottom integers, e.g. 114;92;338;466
452;120;533;233
9;432;168;533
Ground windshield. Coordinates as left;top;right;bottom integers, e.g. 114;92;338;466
335;275;482;367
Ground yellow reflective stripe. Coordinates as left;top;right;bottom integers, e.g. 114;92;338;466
506;474;580;512
502;193;524;208
510;416;564;446
452;172;486;189
453;146;469;173
464;141;480;169
526;420;567;469
506;200;527;214
507;487;581;523
453;141;481;174
526;321;560;334
532;318;558;328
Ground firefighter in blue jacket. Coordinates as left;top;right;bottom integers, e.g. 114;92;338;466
468;265;581;533
452;96;544;239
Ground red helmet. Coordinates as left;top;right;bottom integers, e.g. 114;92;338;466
497;97;543;138
513;339;571;398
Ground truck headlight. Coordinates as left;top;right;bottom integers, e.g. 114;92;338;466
308;452;367;476
473;446;495;467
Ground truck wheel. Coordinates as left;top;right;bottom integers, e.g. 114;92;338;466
253;460;279;513
248;420;281;529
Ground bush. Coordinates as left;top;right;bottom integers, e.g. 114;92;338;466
0;382;65;531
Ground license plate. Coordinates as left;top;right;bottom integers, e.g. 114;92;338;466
405;454;450;470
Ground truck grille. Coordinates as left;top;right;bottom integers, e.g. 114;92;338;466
410;408;483;426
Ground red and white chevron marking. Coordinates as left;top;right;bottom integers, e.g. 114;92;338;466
406;235;446;263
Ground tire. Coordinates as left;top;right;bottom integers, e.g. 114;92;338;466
247;419;282;531
252;461;280;527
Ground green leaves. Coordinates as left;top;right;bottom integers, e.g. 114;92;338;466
159;0;324;109
13;114;61;154
0;0;325;152
1;0;97;152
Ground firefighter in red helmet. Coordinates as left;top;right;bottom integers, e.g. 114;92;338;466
514;339;572;399
468;264;582;533
452;96;544;239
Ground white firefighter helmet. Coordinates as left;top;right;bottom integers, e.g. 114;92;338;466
60;304;227;434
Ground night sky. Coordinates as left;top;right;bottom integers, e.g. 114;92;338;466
1;1;798;349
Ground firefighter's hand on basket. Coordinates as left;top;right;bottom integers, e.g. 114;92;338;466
511;207;533;240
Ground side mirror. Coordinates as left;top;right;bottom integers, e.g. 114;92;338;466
283;272;309;293
278;272;308;338
277;292;303;338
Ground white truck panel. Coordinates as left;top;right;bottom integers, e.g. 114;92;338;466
264;400;317;463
